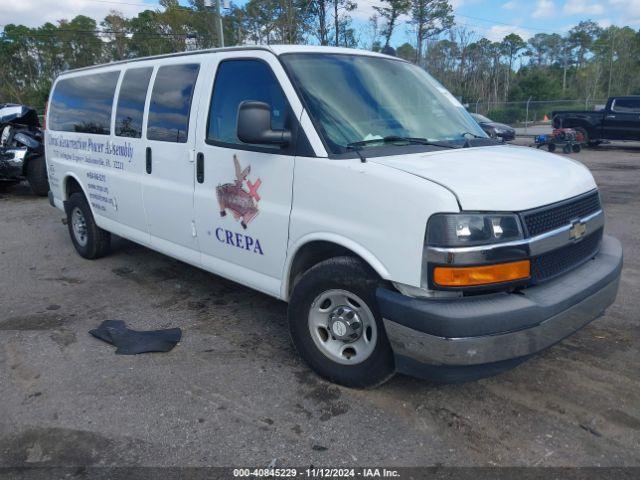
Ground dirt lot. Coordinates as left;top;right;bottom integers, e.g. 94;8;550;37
1;140;639;468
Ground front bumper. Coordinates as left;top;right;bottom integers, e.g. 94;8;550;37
0;148;26;180
498;130;516;141
378;235;622;379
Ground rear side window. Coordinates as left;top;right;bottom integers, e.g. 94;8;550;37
207;59;289;148
147;64;200;143
612;98;640;113
115;67;153;138
49;71;120;134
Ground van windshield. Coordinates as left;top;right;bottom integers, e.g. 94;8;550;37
281;53;486;154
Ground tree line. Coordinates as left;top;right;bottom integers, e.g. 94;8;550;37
1;0;639;122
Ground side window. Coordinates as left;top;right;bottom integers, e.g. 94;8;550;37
49;71;120;134
612;98;640;113
147;63;200;143
115;67;153;138
207;59;289;148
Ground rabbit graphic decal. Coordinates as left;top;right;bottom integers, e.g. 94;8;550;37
216;155;262;229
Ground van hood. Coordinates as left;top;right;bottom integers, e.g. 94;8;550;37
369;144;597;211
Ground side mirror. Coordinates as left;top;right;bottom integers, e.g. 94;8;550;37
237;101;291;147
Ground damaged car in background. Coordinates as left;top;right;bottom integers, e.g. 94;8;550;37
0;103;49;195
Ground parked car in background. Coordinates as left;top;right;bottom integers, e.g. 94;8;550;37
552;96;640;146
0;104;48;195
469;113;516;141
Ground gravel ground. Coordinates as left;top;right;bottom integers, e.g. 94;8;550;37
1;139;639;468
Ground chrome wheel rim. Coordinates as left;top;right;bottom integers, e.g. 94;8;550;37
71;207;88;247
308;289;377;365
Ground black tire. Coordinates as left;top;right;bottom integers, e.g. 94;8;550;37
288;256;395;388
574;127;589;145
66;192;111;259
572;143;581;153
547;143;556;153
25;155;50;196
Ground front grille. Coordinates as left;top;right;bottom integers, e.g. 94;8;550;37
522;191;601;237
531;229;603;282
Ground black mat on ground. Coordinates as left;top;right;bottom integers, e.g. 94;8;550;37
89;320;181;355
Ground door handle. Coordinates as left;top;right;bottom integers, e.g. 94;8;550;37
146;147;152;174
606;115;616;119
196;152;204;184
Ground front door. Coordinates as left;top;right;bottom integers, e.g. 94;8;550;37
143;62;202;262
194;52;302;297
603;98;640;140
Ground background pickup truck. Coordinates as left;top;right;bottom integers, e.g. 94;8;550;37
552;96;640;145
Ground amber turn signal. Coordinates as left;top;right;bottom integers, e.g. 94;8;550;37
433;260;531;287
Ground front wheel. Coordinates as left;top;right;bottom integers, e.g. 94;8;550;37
288;256;395;388
25;155;49;196
66;192;111;259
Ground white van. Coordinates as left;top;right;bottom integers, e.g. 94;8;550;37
45;46;622;387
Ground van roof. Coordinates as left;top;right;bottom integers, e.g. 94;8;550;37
63;45;397;75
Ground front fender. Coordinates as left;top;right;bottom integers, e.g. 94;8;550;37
281;232;391;299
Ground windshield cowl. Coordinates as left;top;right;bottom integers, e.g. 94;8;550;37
331;137;503;160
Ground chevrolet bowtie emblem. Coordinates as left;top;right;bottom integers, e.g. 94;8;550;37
569;220;587;241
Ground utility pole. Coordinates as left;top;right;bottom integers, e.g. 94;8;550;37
607;30;615;99
562;45;568;95
215;0;225;47
205;0;225;47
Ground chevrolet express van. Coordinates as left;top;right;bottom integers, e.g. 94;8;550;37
45;46;623;387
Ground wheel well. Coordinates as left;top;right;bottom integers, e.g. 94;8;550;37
64;176;83;200
287;241;378;297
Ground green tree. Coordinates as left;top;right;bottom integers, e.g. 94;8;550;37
500;33;526;100
396;42;416;61
374;0;410;49
102;10;130;60
568;20;602;68
332;0;356;47
410;0;454;63
58;15;104;69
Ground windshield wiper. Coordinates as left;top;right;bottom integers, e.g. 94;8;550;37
460;131;484;139
459;131;501;148
346;135;456;150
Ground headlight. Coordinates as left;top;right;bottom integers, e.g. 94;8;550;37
427;213;523;247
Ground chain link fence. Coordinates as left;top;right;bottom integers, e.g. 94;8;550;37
463;98;609;135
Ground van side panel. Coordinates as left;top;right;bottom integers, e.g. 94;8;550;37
45;65;151;246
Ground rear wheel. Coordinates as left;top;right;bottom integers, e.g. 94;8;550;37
574;127;601;148
25;155;49;196
574;127;588;144
66;192;111;259
288;256;395;388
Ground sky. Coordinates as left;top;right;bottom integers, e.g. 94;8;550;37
1;0;639;44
